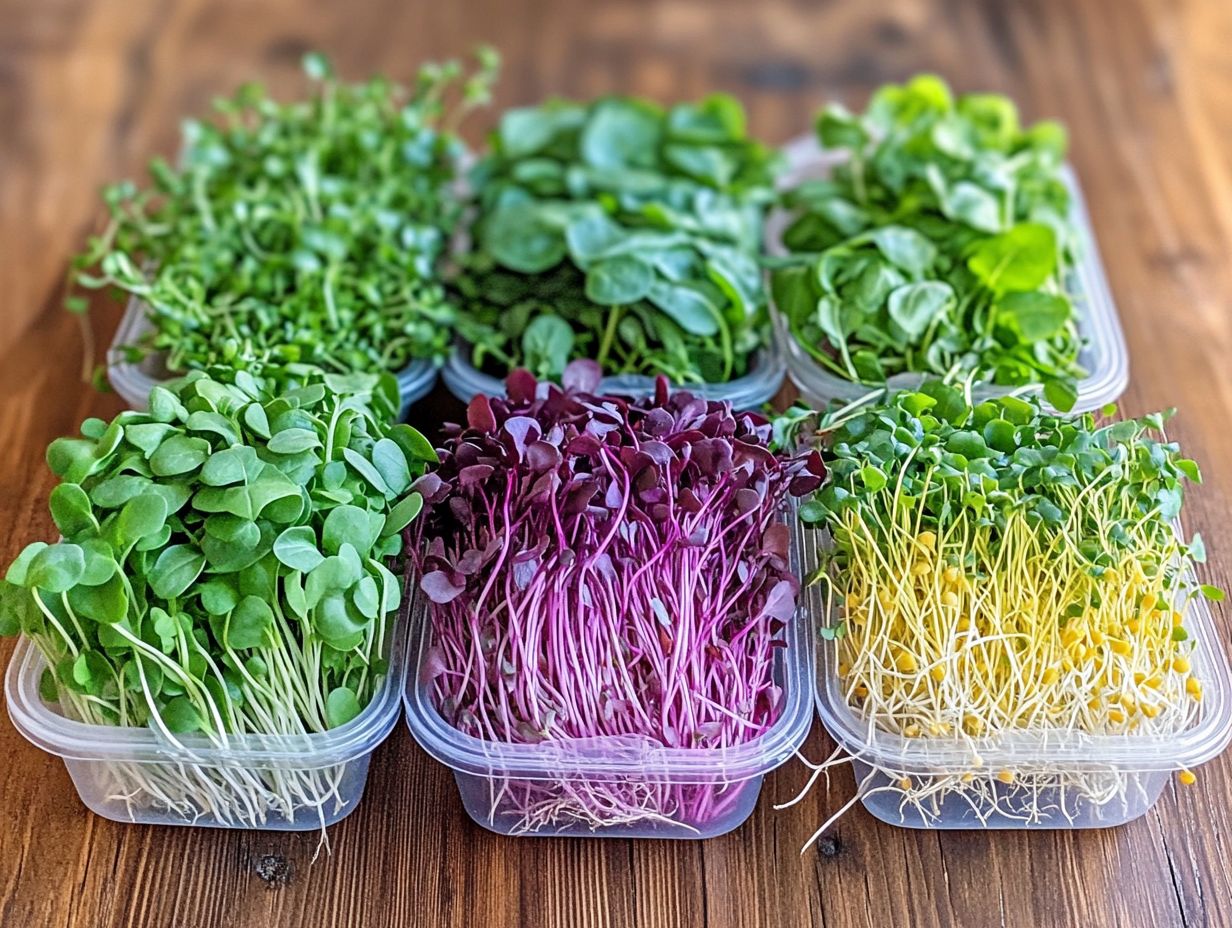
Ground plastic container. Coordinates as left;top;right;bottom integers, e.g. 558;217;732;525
107;299;438;421
441;341;785;410
4;621;408;830
796;520;1232;829
402;518;816;839
767;136;1130;414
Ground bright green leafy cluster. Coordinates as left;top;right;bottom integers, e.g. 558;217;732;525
801;384;1208;584
773;75;1084;408
0;366;436;736
70;50;498;379
454;95;782;383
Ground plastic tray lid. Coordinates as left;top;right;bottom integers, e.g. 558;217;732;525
795;519;1232;776
4;617;409;772
401;510;816;784
767;135;1130;415
106;298;438;420
441;342;785;410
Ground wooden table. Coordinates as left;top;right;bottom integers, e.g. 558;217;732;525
3;1;1231;925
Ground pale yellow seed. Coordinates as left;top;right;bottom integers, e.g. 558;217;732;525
1179;770;1197;786
1042;667;1060;685
895;650;919;674
942;591;959;608
1110;639;1132;656
1173;611;1185;627
1173;656;1191;674
898;777;913;790
930;665;947;682
917;531;936;550
943;566;961;584
1187;677;1203;698
1107;709;1126;724
997;770;1015;784
1140;592;1158;613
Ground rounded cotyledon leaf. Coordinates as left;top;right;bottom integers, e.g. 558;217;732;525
273;525;325;573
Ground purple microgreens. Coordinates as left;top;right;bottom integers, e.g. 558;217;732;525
412;369;823;828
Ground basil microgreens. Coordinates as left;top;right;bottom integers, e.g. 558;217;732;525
453;95;782;384
68;49;499;381
0;364;436;752
773;75;1084;409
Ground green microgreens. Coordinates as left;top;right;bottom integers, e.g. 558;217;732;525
773;75;1084;408
68;49;499;382
453;94;782;384
0;364;436;825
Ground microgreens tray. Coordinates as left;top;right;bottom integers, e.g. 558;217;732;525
403;504;817;839
5;613;408;830
767;136;1129;414
796;520;1232;829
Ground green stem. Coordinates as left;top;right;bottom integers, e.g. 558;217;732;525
596;305;623;371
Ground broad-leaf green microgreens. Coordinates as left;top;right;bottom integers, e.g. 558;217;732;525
772;75;1084;409
68;49;499;382
454;94;782;384
0;365;437;740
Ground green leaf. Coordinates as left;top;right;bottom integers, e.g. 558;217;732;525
161;695;202;733
267;428;321;454
1043;379;1078;413
323;504;378;556
520;315;574;379
585;255;655;306
579;99;661;171
887;281;954;339
148;545;205;600
117;494;169;545
384;492;424;535
869;226;936;277
27;544;86;593
996;291;1072;341
49;484;95;536
1201;585;1225;602
646;281;719;336
968;223;1057;295
273;526;325;572
227;596;272;650
325;686;363;727
149;435;210;477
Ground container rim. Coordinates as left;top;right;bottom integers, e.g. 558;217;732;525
768;135;1130;415
441;339;785;410
402;510;816;783
799;520;1232;775
4;601;410;770
107;297;439;418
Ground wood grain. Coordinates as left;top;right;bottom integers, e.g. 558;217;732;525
3;0;1232;925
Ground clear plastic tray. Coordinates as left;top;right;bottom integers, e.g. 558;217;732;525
106;299;438;421
441;341;785;410
401;516;816;839
795;520;1232;829
767;136;1130;414
4;619;408;830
